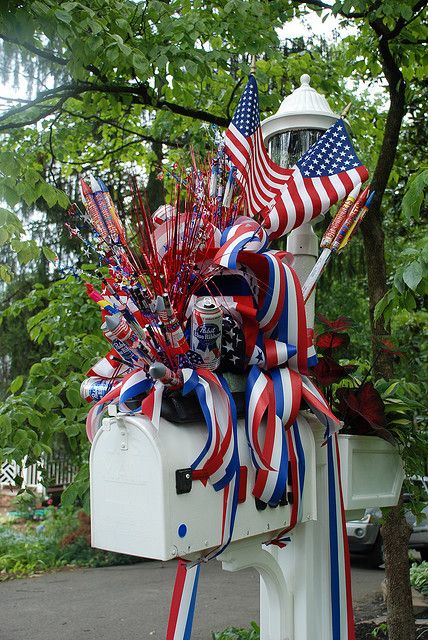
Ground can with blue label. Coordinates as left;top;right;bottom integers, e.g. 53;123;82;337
190;297;223;370
80;377;117;403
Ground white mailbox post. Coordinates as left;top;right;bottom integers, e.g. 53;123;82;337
90;408;403;640
90;75;404;640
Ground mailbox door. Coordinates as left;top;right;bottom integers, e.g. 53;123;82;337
90;415;168;559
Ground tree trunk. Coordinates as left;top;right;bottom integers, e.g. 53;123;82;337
382;499;415;640
360;38;406;379
360;28;415;640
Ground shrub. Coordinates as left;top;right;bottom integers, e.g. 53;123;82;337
0;507;140;579
410;561;428;596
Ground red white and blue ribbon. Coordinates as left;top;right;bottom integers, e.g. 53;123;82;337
182;368;240;556
140;380;165;429
118;369;153;412
216;217;268;269
301;374;341;438
327;433;355;640
267;417;306;546
166;560;201;640
86;369;155;441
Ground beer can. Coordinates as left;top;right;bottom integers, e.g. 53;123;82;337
190;297;223;370
80;377;118;403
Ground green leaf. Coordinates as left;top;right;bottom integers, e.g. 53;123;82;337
40;182;58;208
374;291;393;321
384;382;400;397
17;241;40;265
55;9;72;23
56;191;70;209
0;208;23;232
403;261;423;291
116;18;130;32
10;375;24;393
42;246;58;263
0;264;12;283
0;226;10;245
402;169;428;222
61;482;79;506
66;387;83;408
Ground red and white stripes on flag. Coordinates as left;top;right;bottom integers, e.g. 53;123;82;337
224;75;292;217
225;75;369;240
86;348;132;378
261;165;368;240
226;125;293;215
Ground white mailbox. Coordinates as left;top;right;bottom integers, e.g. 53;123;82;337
90;410;318;561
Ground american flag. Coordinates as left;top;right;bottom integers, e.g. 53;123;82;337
225;75;369;240
225;74;292;216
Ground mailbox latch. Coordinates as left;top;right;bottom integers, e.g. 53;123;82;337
176;468;193;495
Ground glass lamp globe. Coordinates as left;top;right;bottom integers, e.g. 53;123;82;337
261;74;338;170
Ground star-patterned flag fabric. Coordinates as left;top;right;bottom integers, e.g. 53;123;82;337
225;74;293;216
220;315;246;372
260;118;369;239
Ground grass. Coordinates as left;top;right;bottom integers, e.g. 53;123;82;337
212;623;260;639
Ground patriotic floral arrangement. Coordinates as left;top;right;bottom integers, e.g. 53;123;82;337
69;74;372;639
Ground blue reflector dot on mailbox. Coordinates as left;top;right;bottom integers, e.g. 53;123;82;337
178;524;187;538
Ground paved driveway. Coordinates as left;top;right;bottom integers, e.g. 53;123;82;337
0;558;382;640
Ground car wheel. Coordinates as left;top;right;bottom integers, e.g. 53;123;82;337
368;535;384;569
419;549;428;562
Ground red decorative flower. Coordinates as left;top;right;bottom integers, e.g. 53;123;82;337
317;314;353;332
336;382;393;441
316;331;350;352
379;338;403;357
312;356;355;386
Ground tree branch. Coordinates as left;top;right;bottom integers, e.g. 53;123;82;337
59;138;145;166
226;77;244;121
61;108;187;148
0;32;68;66
0;83;78;123
0;79;230;132
388;0;428;39
292;0;381;20
0;94;73;132
0;95;32;104
361;14;408;379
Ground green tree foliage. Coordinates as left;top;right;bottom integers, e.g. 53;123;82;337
0;272;105;472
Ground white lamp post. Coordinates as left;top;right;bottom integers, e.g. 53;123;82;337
261;74;339;329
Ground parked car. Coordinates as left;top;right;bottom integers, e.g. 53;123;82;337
347;477;428;568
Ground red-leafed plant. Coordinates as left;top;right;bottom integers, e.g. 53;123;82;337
311;315;394;442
